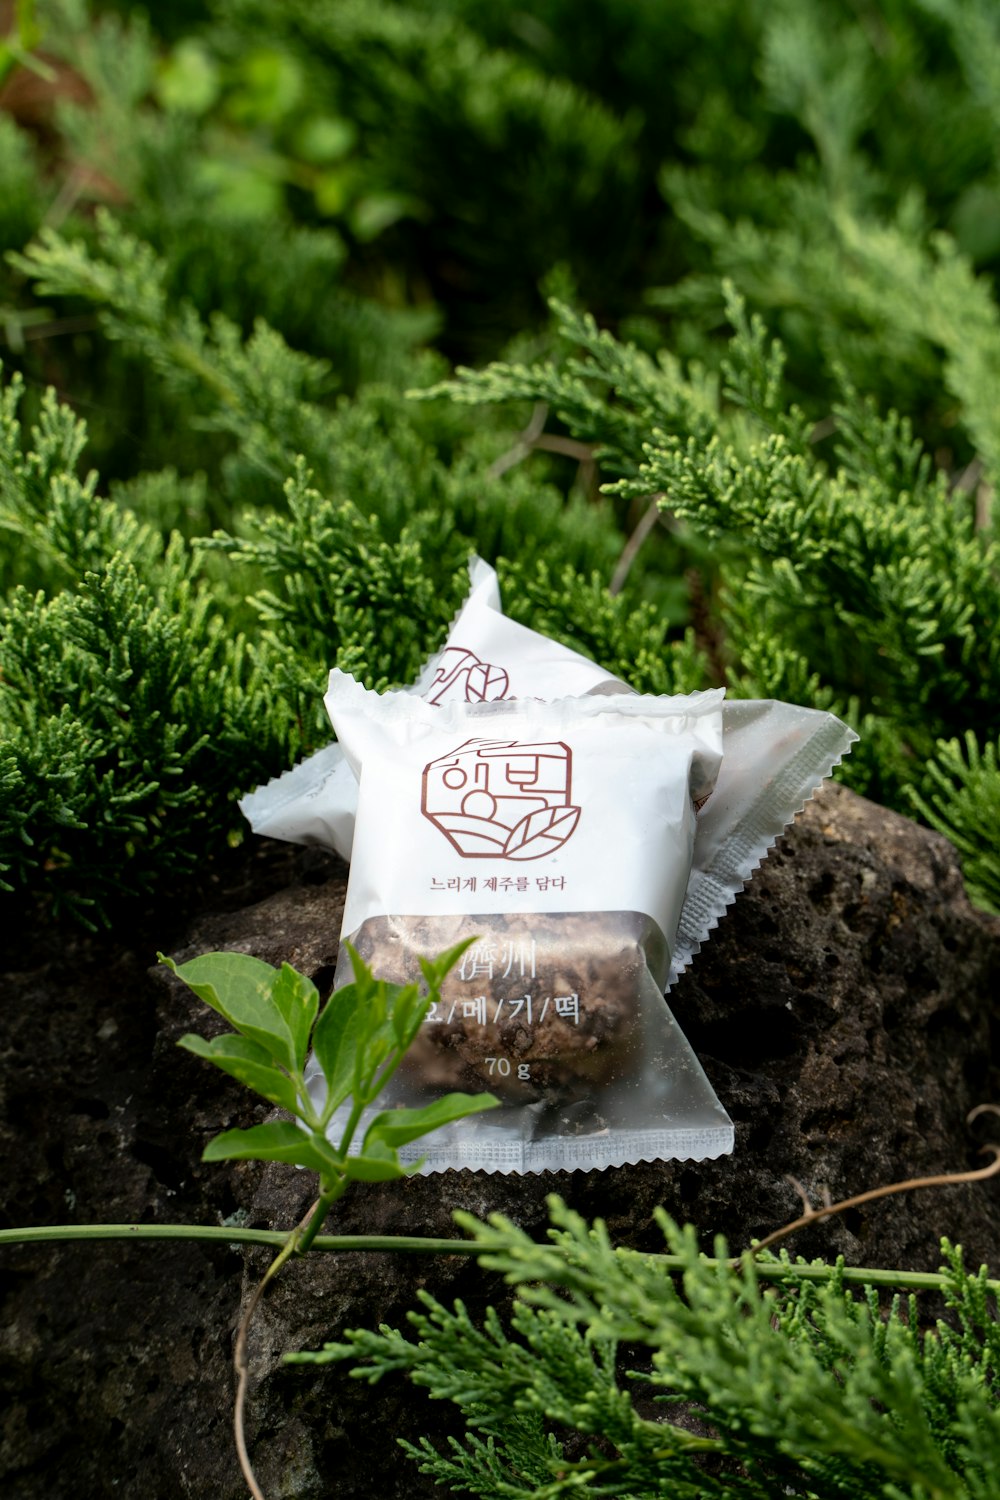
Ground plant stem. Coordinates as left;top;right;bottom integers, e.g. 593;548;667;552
233;1232;300;1500
232;1184;346;1500
3;1222;998;1295
744;1146;1000;1258
295;1183;345;1256
323;1086;367;1146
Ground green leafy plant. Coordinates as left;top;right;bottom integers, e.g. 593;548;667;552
160;942;499;1250
301;1195;1000;1499
160;940;499;1497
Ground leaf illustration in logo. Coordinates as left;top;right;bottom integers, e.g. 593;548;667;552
464;660;509;702
502;804;580;860
432;813;510;857
426;648;509;705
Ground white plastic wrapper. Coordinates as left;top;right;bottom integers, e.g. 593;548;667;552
241;557;858;996
238;557;622;856
310;678;735;1172
670;698;858;986
241;558;858;1171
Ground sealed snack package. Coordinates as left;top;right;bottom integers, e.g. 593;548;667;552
241;555;858;999
238;557;623;856
308;675;735;1172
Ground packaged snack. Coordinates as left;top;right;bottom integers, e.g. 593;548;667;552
240;556;858;998
308;678;736;1172
238;557;622;856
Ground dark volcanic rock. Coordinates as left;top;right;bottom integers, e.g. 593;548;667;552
2;784;999;1498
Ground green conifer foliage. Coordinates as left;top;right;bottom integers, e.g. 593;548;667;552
910;734;1000;914
222;0;645;348
431;294;1000;909
4;1;1000;917
0;335;685;916
0;116;42;261
302;1199;1000;1499
0;367;292;917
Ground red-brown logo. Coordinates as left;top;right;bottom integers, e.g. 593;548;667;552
422;738;580;860
425;646;510;705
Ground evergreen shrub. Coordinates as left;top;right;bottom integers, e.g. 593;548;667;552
299;1197;1000;1499
0;0;998;919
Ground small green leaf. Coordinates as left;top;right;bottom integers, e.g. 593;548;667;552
364;1092;500;1152
293;114;356;165
179;1031;273;1067
178;1033;301;1115
339;948;402;1093
155;40;221;116
271;962;319;1073
202;1121;340;1175
340;1152;409;1182
227;47;303;125
387;979;429;1050
349;191;420;242
192;159;284;223
418;937;477;992
312;984;365;1111
160;952;296;1071
346;943;379;999
314;167;352;217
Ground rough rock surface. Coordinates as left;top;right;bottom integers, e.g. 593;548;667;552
2;784;999;1498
